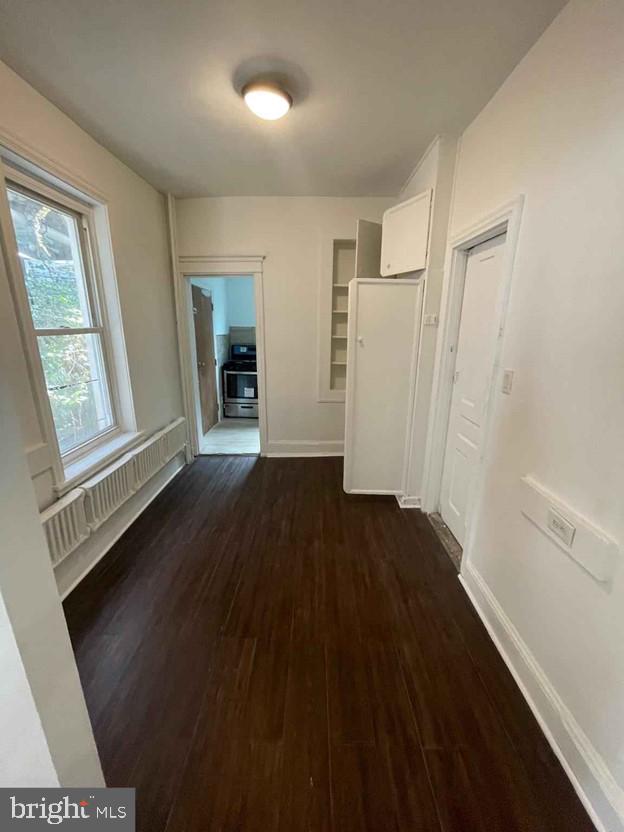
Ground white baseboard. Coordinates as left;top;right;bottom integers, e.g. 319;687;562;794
264;439;344;457
461;561;623;832
396;494;422;509
55;453;186;599
345;488;400;496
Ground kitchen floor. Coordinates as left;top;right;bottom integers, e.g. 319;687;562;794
200;417;260;455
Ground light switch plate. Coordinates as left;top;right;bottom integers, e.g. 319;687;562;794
502;369;514;394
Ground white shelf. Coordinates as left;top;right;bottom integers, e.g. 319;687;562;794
326;239;355;396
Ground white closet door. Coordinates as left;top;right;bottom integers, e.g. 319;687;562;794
380;189;432;276
344;279;423;494
440;233;507;545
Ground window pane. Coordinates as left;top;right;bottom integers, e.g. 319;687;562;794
37;333;114;453
7;187;92;329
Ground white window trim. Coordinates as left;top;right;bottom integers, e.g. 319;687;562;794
8;169;123;459
0;150;138;493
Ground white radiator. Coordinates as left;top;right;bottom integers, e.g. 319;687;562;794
131;433;168;489
82;453;136;531
40;489;90;566
40;417;187;566
162;416;187;461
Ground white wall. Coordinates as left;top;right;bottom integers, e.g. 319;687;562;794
451;2;624;829
0;592;58;787
0;60;183;509
176;197;392;454
0;251;103;786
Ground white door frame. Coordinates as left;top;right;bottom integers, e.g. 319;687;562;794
421;196;524;559
173;254;268;458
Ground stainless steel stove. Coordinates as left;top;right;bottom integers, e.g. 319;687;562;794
222;344;258;418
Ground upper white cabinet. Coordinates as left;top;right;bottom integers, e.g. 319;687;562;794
380;189;432;276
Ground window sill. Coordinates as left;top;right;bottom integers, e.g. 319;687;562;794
56;431;145;496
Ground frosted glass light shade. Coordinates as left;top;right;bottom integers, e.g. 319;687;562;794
243;83;292;120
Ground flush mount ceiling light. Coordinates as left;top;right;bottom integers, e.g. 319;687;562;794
242;81;292;120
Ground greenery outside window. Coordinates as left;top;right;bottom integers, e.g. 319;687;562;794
6;176;119;461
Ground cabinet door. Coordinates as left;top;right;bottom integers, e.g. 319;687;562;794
344;279;423;494
355;219;382;278
380;189;432;276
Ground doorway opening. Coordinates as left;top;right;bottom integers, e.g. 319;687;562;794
190;275;260;455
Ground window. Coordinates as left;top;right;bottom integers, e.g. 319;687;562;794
6;177;118;459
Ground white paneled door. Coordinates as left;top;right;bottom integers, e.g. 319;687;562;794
440;233;507;546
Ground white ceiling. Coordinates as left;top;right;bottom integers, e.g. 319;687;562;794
0;0;565;197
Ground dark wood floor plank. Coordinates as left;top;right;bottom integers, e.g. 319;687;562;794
425;748;500;832
291;541;325;644
365;641;422;745
163;637;270;832
63;456;594;832
221;541;296;642
243;638;291;741
279;642;331;832
330;743;401;832
380;736;442;832
326;640;376;745
322;542;362;647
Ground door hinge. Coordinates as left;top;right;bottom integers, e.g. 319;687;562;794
453;371;460;384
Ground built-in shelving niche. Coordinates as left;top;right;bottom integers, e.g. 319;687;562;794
330;239;355;392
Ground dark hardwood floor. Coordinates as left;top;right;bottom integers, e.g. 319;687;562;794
64;456;594;832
